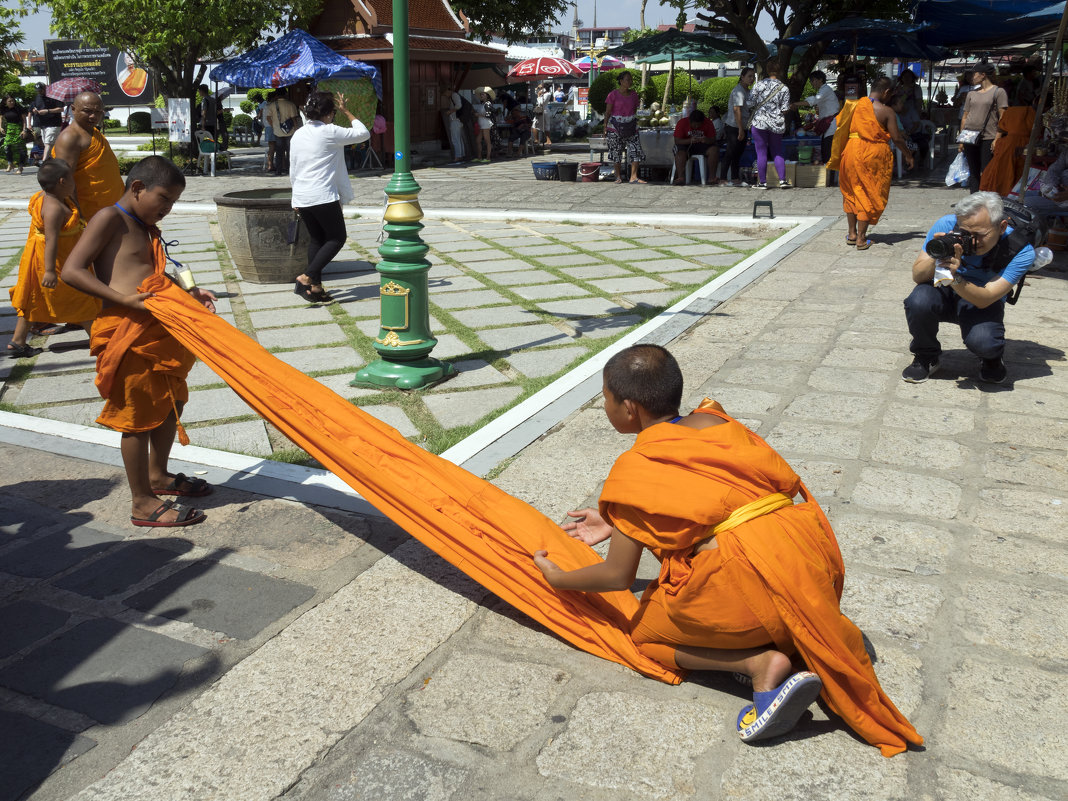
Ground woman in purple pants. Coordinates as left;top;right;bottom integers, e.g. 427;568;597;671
748;60;792;189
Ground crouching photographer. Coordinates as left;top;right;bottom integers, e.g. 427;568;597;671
902;191;1042;385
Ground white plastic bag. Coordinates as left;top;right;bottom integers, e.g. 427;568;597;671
945;152;970;187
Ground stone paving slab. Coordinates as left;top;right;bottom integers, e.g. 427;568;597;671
477;323;573;351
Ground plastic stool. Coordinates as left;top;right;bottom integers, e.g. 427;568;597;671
753;200;774;219
668;155;708;185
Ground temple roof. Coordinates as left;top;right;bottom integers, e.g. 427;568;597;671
310;0;467;38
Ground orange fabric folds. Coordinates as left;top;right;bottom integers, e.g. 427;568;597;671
835;97;893;225
71;130;124;222
142;277;683;685
8;191;100;324
91;237;194;437
980;106;1035;195
600;403;922;757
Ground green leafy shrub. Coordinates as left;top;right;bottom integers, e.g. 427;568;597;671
221;108;233;126
646;70;696;110
699;76;737;114
232;113;252;128
588;68;641;115
245;88;269;103
103;118;122;130
127;111;152;133
239;99;254;114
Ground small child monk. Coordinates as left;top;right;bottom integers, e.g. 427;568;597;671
6;159;101;358
61;156;217;527
533;345;922;755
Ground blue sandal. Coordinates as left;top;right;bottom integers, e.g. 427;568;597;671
736;671;822;743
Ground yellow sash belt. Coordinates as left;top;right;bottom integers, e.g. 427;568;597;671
712;493;793;536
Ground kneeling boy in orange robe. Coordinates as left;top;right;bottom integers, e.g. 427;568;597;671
534;345;923;756
7;159;101;358
61;156;218;527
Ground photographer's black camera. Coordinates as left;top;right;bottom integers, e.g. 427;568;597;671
925;231;976;259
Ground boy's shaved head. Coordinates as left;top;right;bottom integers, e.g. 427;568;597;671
125;155;185;191
38;159;72;191
603;344;683;418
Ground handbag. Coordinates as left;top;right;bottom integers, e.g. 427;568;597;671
812;114;834;137
613;118;638;138
945;151;970;187
279;116;298;135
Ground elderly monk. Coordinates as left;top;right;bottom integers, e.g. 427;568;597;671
980;104;1035;196
829;77;914;250
534;345;923;756
52;91;124;223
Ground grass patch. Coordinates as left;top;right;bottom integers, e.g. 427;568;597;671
267;446;316;465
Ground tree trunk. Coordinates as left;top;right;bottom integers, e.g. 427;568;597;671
639;0;649;90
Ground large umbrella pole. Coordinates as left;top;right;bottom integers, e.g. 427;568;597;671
1015;3;1068;199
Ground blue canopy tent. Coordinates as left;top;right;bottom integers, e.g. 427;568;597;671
915;0;1065;49
210;29;382;97
780;18;949;60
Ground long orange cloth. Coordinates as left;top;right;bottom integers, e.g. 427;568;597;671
980;105;1035;195
91;234;194;438
829;97;893;225
66;129;123;222
8;191;101;324
600;401;923;757
141;275;683;685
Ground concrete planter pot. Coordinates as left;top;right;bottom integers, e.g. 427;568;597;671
214;189;307;284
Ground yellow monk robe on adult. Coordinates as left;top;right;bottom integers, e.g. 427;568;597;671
829;97;893;226
92;232;195;441
8;191;101;325
980;105;1035;196
66;128;124;223
603;401;923;757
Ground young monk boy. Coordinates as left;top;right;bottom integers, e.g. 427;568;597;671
7;159;101;358
61;156;217;527
533;345;922;755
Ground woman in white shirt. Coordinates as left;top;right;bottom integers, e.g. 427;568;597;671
289;91;370;302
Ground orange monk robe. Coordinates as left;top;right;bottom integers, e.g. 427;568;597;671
980;105;1035;196
65;128;124;223
91;233;195;440
828;97;893;226
140;277;684;686
8;191;101;325
600;402;923;758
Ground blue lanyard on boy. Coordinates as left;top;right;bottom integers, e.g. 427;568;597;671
113;202;196;289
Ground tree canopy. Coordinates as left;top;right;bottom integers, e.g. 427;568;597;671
26;0;322;100
0;6;26;79
696;0;911;96
454;0;572;43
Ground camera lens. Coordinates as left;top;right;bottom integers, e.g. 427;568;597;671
925;235;957;259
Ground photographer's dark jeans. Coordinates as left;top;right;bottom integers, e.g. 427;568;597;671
297;201;347;285
903;283;1005;360
961;139;994;193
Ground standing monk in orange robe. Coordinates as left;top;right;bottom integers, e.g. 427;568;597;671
6;159;101;358
980;105;1035;196
534;345;923;757
62;156;218;528
828;77;913;250
51;91;124;224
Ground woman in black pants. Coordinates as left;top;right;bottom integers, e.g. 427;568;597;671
288;91;370;301
958;63;1007;193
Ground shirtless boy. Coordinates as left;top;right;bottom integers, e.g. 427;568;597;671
533;345;921;755
62;156;217;527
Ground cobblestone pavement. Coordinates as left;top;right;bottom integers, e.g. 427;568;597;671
0;209;778;458
0;145;1065;801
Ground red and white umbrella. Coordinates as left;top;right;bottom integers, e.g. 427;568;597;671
572;55;626;73
507;57;582;80
46;77;103;103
